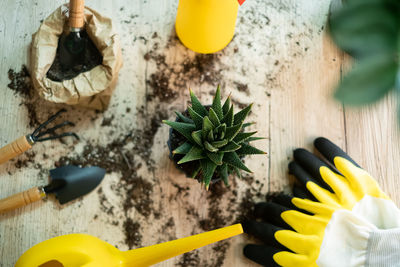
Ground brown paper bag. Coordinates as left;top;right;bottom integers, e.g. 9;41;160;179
31;5;123;110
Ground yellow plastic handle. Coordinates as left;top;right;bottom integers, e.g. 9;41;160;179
122;224;243;266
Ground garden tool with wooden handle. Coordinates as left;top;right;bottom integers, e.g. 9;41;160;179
0;165;105;214
16;224;243;267
0;109;78;165
59;0;87;69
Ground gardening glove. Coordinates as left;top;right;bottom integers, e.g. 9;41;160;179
243;137;400;267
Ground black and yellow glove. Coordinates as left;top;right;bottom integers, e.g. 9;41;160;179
243;137;400;267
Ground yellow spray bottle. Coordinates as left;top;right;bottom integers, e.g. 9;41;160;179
175;0;246;54
16;224;243;267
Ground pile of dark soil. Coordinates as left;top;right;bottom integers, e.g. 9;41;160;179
47;31;103;82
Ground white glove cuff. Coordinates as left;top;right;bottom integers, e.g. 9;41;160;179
366;228;400;267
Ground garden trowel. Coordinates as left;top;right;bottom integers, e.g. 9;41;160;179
16;224;243;267
0;165;105;214
59;0;87;69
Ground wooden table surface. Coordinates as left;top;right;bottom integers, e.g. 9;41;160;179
1;0;400;266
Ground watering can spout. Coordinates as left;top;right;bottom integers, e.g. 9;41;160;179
122;224;243;267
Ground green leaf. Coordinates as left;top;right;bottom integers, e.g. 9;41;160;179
220;141;241;152
178;146;205;164
234;104;253;125
191;163;201;178
218;124;227;139
237;143;267;155
212;85;223;119
225;123;243;141
201;159;217;189
233;131;257;144
247;137;266;142
222;105;234;127
190;89;208;116
223;152;251;173
243;122;254;128
206;152;224;165
175;111;193;124
335;53;397;105
209;108;221;126
192;130;203;147
233;166;241;178
204;141;218;153
202;116;214;139
188;107;204;129
222;95;231;115
211;139;228;148
207;130;214;142
329;0;398;58
163;120;196;143
173;142;193;154
219;164;229;185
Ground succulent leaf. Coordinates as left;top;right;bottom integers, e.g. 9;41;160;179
163;120;196;143
220;164;229;185
178;146;205;164
173;142;193;154
209;108;221;126
247;136;266;142
204;141;219;153
225;123;243;141
191;163;201;178
234;103;253;125
202;116;214;138
223;152;252;173
220;141;241;152
201;159;218;189
212;85;223;119
233;131;257;143
222;105;234;126
175;111;194;124
237;143;267;155
206;152;224;165
190;89;208;116
211;139;228;148
192;130;203;147
188;107;204;128
222;95;231;115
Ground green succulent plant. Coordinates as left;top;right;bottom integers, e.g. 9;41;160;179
163;86;266;189
329;0;400;120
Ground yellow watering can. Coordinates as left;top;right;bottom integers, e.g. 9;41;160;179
175;0;245;54
16;224;243;267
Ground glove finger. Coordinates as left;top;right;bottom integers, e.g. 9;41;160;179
243;244;283;267
289;160;332;193
314;137;360;168
292;149;334;192
242;220;288;250
293;184;316;201
267;193;297;210
254;202;293;230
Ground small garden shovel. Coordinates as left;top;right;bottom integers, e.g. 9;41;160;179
16;224;243;267
0;165;105;214
59;0;87;69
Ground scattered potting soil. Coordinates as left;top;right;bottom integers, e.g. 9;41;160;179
7;66;32;97
5;25;265;265
123;218;143;249
47;31;103;82
176;251;201;267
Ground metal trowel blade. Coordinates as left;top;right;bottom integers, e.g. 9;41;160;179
49;165;106;204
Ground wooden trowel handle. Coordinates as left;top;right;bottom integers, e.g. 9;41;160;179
69;0;85;29
0;135;32;165
0;187;45;214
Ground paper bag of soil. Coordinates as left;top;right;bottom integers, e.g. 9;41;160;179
31;5;123;110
